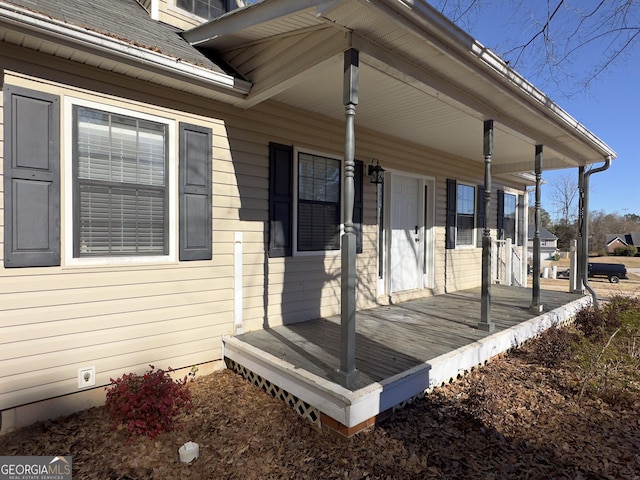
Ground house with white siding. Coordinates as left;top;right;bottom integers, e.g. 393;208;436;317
1;0;615;434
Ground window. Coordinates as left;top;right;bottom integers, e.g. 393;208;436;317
268;143;363;258
176;0;227;19
297;152;341;252
503;193;517;242
73;106;169;257
456;184;475;246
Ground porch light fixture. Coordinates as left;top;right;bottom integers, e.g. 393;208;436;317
368;159;385;184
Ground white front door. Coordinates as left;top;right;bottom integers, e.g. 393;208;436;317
390;174;423;293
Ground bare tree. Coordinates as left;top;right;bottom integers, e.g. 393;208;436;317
550;173;579;224
432;0;640;96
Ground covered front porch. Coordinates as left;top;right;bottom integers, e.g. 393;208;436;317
223;285;590;436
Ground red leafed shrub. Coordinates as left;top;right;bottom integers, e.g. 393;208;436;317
105;365;192;439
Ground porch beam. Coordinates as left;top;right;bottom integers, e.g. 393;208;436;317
334;48;359;389
478;120;494;332
530;145;543;312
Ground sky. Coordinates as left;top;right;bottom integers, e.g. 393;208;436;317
454;1;640;219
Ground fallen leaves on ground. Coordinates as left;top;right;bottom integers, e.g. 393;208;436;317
1;335;639;479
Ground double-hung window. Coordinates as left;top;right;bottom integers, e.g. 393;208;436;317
297;152;341;252
456;184;475;246
73;106;169;257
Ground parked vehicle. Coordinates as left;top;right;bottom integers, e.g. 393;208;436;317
588;263;627;283
552;263;627;283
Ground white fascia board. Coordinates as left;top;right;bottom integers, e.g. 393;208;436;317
0;3;251;96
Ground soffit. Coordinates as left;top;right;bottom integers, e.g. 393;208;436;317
188;0;615;175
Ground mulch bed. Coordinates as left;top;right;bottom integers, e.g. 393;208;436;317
1;335;639;479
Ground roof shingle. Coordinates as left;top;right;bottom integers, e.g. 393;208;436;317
3;0;226;74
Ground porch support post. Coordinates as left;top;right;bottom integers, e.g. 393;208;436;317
530;145;543;312
574;166;586;294
334;48;359;389
478;120;494;332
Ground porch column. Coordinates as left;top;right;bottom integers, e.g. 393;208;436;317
574;166;586;293
530;145;543;312
478;120;494;332
335;48;359;389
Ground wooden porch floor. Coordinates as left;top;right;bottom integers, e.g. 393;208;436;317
223;285;591;434
233;286;584;390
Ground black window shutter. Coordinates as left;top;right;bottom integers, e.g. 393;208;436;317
476;185;485;248
354;160;364;254
517;194;525;246
4;86;60;267
497;189;505;240
179;123;212;261
268;142;293;257
445;179;457;249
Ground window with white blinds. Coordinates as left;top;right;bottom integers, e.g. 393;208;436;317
456;184;475;246
74;106;168;256
297;152;341;252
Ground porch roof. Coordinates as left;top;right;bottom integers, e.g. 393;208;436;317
184;0;617;175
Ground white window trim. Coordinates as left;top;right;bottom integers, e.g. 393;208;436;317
456;182;476;249
63;96;177;266
292;147;343;257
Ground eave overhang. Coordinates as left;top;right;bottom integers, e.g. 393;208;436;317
0;2;251;102
184;0;617;175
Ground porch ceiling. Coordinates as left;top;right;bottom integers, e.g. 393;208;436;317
186;0;616;175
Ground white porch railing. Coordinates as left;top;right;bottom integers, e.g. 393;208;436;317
493;239;524;287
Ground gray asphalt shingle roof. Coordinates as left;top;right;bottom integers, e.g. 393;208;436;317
3;0;227;74
527;225;557;241
606;233;640;246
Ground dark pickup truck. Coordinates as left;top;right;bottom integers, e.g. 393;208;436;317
556;262;628;283
588;263;627;283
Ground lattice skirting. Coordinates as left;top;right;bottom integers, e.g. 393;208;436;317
225;358;321;428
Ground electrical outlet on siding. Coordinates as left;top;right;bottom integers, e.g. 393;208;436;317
78;366;96;388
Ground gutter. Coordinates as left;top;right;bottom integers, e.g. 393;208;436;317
580;157;612;309
0;3;251;97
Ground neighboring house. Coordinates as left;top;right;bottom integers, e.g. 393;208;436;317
0;0;616;430
605;233;640;254
528;225;559;258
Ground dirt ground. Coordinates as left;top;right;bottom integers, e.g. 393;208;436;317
1;329;639;479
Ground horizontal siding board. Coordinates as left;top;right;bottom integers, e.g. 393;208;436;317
1;303;232;344
0;345;219;410
1;277;234;310
1;314;229;363
2;293;233;328
0;328;226;379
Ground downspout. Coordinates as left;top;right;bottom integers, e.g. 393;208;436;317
581;156;612;309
